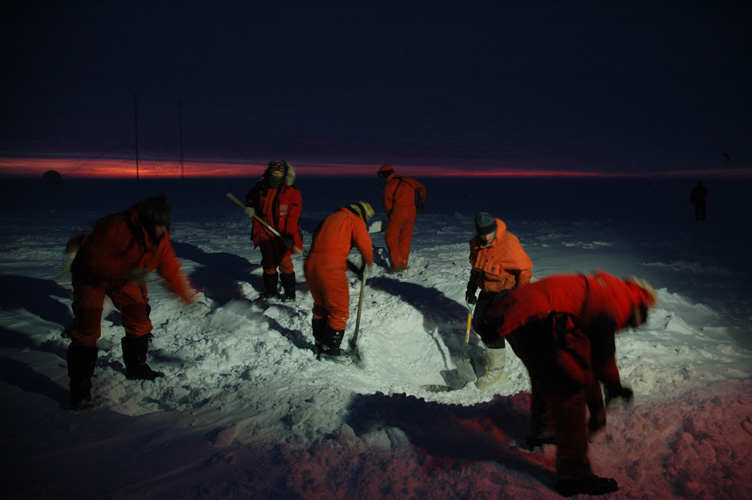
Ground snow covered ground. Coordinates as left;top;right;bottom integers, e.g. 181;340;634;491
1;175;751;499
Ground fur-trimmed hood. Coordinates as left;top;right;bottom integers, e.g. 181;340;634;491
263;160;296;187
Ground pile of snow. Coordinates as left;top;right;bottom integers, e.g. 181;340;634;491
1;177;750;499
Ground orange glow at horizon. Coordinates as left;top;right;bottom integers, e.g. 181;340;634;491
0;157;261;178
1;156;750;179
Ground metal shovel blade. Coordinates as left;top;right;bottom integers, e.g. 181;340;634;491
421;308;476;393
456;357;475;384
455;308;476;384
367;220;384;233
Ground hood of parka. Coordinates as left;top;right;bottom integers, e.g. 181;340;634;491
265;160;296;188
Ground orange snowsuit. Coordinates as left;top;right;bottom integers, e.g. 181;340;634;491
304;207;374;331
381;170;426;269
479;271;657;479
468;218;533;339
468;218;533;293
68;203;196;348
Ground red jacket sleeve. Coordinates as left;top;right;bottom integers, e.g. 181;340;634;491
282;187;303;249
586;317;621;385
352;218;374;266
156;237;198;304
411;178;426;205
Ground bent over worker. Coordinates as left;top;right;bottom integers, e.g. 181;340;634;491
478;271;657;497
245;160;303;300
377;164;426;274
65;196;199;410
466;212;533;391
304;202;374;359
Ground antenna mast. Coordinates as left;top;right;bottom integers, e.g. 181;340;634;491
134;92;140;189
179;98;184;182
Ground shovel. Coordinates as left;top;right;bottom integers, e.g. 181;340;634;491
348;265;366;364
455;304;476;384
368;220;385;234
421;304;476;392
226;192;307;256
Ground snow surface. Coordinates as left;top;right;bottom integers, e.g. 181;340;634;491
1;176;751;499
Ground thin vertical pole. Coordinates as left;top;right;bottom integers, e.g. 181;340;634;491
134;92;140;190
179;98;184;182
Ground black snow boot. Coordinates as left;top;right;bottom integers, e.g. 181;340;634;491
67;345;98;410
122;334;164;381
262;272;279;299
556;475;619;497
525;434;556;450
316;324;345;361
280;272;296;301
312;317;326;356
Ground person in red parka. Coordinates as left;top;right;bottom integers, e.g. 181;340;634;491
245;160;304;300
477;270;657;497
65;196;199;410
377;164;426;274
304;202;374;360
466;212;533;391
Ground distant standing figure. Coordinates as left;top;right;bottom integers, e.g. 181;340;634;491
245;160;304;300
690;180;708;221
304;202;375;359
377;164;426;274
65;196;199;410
466;212;533;391
478;271;657;496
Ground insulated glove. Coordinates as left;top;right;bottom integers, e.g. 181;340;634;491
128;267;149;283
346;260;367;279
465;281;478;305
244;207;255;218
416;202;424;212
605;383;634;405
282;235;294;249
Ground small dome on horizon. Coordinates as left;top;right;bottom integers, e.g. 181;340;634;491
42;170;63;184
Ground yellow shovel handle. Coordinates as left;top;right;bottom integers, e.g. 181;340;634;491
465;312;472;343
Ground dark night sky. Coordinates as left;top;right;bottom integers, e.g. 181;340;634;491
2;1;751;176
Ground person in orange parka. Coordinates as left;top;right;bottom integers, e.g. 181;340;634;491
304;202;375;359
477;270;658;497
245;160;304;300
65;196;199;410
377;164;426;274
465;212;533;391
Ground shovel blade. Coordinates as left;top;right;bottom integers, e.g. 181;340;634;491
456;357;476;384
368;220;384;233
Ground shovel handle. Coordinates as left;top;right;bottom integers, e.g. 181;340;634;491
226;193;307;256
464;312;472;343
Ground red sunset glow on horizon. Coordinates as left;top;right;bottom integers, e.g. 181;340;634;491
1;156;750;179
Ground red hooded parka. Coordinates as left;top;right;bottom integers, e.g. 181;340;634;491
479;270;657;479
68;202;197;347
245;161;303;274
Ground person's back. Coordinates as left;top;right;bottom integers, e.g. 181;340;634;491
377;164;426;272
309;207;373;262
